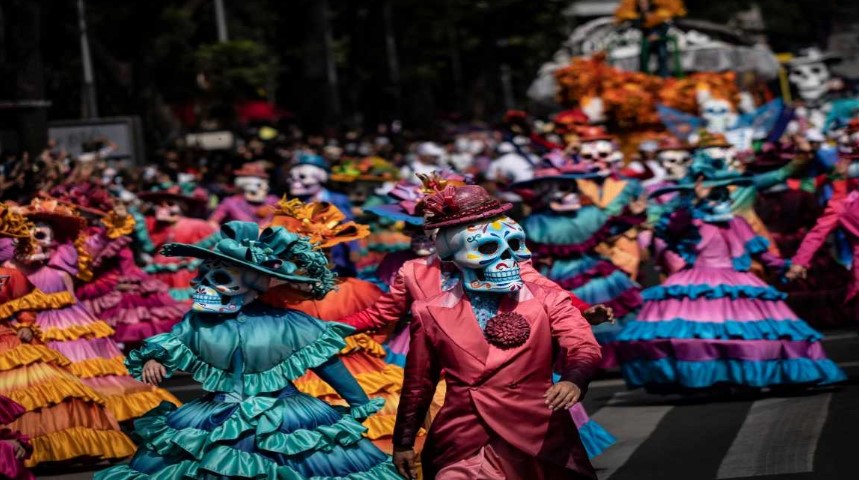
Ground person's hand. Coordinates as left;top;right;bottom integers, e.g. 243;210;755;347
629;194;648;215
786;263;808;281
583;305;615;326
544;380;581;411
393;447;417;479
142;360;166;385
2;439;26;460
17;327;34;343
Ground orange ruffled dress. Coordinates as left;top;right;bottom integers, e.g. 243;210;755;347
16;244;179;422
0;266;134;467
260;277;403;441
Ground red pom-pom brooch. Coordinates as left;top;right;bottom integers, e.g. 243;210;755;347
484;312;530;350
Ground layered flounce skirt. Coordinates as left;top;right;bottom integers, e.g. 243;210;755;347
615;267;846;391
0;325;134;467
77;272;184;344
95;385;400;479
34;303;180;421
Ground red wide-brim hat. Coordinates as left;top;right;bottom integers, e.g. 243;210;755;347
422;185;512;229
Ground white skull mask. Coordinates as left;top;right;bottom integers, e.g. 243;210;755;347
580;140;615;163
700;146;741;173
27;222;54;262
789;62;831;102
435;216;531;293
537;179;582;212
700;99;737;134
289;165;328;197
236;176;270;204
155;201;183;223
190;260;262;314
658;150;692;180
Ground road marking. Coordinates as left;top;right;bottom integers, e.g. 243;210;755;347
836;360;859;368
590;391;674;479
822;333;856;342
716;393;832;479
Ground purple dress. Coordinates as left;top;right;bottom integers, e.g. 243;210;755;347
615;213;846;391
19;244;180;421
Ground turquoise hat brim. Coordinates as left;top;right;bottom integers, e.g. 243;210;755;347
160;243;318;284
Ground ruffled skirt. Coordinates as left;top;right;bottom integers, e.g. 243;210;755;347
94;385;400;480
615;267;846;391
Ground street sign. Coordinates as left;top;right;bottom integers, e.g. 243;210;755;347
48;116;145;164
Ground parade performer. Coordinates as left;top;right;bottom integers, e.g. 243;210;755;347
208;162;279;226
138;186;218;301
259;199;404;442
51;183;184;343
615;154;846;392
0;396;32;480
13;199;179;421
392;183;602;479
513;155;646;369
0;204;135;467
95;221;400;479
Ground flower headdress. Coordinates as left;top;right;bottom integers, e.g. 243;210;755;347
17;198;93;280
269;198;370;249
0;203;36;259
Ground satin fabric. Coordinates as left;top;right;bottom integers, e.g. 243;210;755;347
436;435;582;480
395;282;600;479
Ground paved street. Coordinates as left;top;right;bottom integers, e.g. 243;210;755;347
35;330;859;480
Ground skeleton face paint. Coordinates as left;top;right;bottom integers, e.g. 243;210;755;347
537;180;582;212
658;149;692;180
289;165;328;197
789;62;831;102
27;222;54;263
236;176;270;204
700;99;736;134
190;260;260;314
436;216;531;293
155;201;183;223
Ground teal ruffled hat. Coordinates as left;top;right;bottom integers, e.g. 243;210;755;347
649;151;753;198
160;221;335;298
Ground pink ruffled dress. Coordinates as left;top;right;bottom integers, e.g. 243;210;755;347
0;396;33;480
76;227;183;344
17;244;180;421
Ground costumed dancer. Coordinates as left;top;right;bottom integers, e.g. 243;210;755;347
0;204;134;467
343;179;617;461
512;154;647;369
614;154;846;392
0;396;32;480
95;221;400;479
208;162;279;226
138;187;218;301
13;199;180;421
259;199;404;443
51;184;184;343
392;183;602;479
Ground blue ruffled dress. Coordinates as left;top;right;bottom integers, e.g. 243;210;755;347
94;302;399;479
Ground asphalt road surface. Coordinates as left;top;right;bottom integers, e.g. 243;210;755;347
35;330;859;480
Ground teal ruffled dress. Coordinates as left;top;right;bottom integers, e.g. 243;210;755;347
94;302;399;479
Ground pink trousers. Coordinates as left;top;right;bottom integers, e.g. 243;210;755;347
436;436;579;480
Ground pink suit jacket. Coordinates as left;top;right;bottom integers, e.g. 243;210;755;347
393;281;601;479
793;190;859;301
340;255;591;333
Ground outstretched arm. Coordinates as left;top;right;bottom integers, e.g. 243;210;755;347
340;264;411;332
792;196;845;269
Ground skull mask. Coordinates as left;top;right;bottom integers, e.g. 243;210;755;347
699;146;740;173
27;222;54;263
658;149;692;180
190;260;263;314
155;200;184;223
236;176;270;204
435;216;531;293
700;98;737;134
580;140;621;174
789;62;830;103
289;165;328;198
537;179;582;213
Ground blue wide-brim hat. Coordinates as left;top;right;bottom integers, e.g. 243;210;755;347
295;153;331;172
160;221;331;288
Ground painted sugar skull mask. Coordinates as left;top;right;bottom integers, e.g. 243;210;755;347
658;149;692;180
155;200;184;223
436;216;531;293
289;165;328;197
236;176;270;204
536;179;582;213
190;259;263;314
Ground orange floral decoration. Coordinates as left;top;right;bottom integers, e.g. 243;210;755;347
615;0;687;28
269;198;370;249
0;203;36;258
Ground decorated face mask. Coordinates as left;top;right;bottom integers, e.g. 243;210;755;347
27;222;54;263
658;149;692;180
155;201;183;223
289;165;328;197
236;176;270;204
538;180;582;212
789;62;831;102
436;216;531;293
700;99;737;134
695;187;733;223
190;260;260;314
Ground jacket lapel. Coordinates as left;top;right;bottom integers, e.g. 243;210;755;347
425;285;490;365
479;285;540;382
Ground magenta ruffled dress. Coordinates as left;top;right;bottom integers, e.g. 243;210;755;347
615;214;846;391
76;228;184;344
0;396;33;480
19;244;180;421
